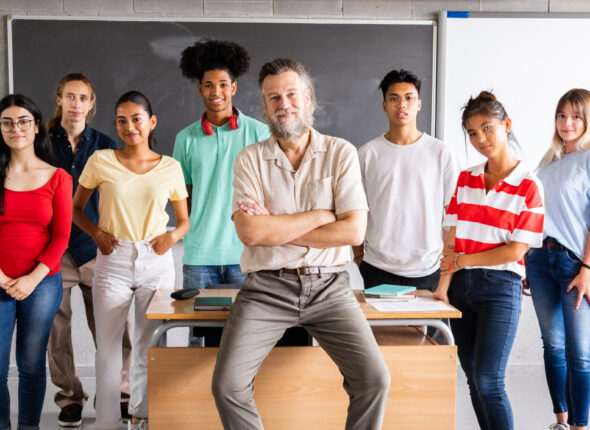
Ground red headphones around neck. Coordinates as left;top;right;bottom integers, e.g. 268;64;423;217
201;107;239;136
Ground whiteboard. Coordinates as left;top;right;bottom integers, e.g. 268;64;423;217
437;12;590;170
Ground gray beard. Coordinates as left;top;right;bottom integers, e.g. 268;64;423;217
265;108;314;142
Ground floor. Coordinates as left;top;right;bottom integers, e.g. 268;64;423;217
7;364;556;430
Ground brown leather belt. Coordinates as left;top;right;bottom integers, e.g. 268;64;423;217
264;266;345;276
543;237;567;250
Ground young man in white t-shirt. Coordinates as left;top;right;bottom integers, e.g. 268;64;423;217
355;69;459;291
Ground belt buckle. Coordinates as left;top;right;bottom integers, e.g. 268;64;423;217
297;267;314;275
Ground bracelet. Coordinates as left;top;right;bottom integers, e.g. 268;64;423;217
453;254;465;270
582;262;590;271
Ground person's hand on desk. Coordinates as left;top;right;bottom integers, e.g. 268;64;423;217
433;287;449;304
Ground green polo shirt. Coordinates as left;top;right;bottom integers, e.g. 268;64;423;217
173;109;270;265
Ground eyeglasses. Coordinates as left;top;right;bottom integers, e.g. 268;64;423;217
387;95;418;105
0;118;35;132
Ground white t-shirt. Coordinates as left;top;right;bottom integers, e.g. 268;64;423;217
358;133;459;277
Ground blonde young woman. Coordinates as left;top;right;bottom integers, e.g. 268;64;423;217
73;91;189;430
525;89;590;430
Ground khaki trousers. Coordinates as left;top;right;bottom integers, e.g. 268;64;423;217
47;251;132;408
212;270;391;430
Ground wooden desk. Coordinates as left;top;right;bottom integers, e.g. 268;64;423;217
147;289;461;430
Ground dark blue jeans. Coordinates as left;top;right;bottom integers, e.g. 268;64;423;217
449;268;522;430
183;265;247;347
526;244;590;427
0;272;63;430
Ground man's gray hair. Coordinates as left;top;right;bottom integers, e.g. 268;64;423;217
258;58;318;116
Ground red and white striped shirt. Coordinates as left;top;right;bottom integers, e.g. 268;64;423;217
443;161;544;277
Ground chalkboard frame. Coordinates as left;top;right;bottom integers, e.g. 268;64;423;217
8;15;436;154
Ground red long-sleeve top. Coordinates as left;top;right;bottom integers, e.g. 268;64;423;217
0;168;73;278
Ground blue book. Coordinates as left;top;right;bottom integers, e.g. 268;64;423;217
363;284;417;298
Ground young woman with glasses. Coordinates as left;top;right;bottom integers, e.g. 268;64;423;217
434;91;545;430
0;94;72;430
72;91;189;430
525;89;590;430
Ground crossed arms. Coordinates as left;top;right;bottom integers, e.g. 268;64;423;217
233;193;367;248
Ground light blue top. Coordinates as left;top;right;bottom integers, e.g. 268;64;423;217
173;110;270;265
538;149;590;260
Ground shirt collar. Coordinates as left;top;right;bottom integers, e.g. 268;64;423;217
51;122;92;142
262;128;326;161
471;160;530;185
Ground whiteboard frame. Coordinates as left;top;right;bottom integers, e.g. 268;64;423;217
436;11;590;162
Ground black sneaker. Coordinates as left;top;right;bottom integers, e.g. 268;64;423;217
57;404;82;427
121;401;132;423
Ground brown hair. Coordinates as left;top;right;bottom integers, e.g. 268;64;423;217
461;90;508;130
46;73;96;131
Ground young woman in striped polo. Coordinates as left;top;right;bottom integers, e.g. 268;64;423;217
433;91;545;430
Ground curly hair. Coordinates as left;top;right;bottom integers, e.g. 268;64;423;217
179;39;250;82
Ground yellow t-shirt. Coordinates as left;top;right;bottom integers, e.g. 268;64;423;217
79;149;188;241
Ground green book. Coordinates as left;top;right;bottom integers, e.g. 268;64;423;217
363;284;417;298
194;296;233;310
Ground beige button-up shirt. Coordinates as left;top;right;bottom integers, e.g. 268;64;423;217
232;128;368;273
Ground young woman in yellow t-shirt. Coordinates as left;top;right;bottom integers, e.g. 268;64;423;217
73;91;189;430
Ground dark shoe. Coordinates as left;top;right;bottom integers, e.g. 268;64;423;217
57;404;82;427
121;401;132;423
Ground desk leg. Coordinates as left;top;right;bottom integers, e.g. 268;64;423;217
149;321;227;347
368;319;455;345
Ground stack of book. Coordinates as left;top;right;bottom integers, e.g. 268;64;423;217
363;284;417;300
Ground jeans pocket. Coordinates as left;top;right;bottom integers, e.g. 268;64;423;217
564;248;581;264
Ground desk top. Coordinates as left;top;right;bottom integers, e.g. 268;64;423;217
146;289;461;320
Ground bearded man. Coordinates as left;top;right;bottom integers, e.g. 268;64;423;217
210;58;391;430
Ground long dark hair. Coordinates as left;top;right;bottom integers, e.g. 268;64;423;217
0;94;53;215
115;90;156;149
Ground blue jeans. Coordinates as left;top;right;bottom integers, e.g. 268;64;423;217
0;272;63;430
526;244;590;427
183;265;246;347
182;264;246;290
449;269;522;430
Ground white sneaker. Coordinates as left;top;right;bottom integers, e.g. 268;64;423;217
549;423;569;430
127;418;148;430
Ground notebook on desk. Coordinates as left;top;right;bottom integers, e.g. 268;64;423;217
363;284;417;299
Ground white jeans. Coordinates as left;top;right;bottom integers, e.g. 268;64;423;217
93;240;174;429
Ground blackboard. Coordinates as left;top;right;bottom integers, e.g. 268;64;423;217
10;17;435;154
